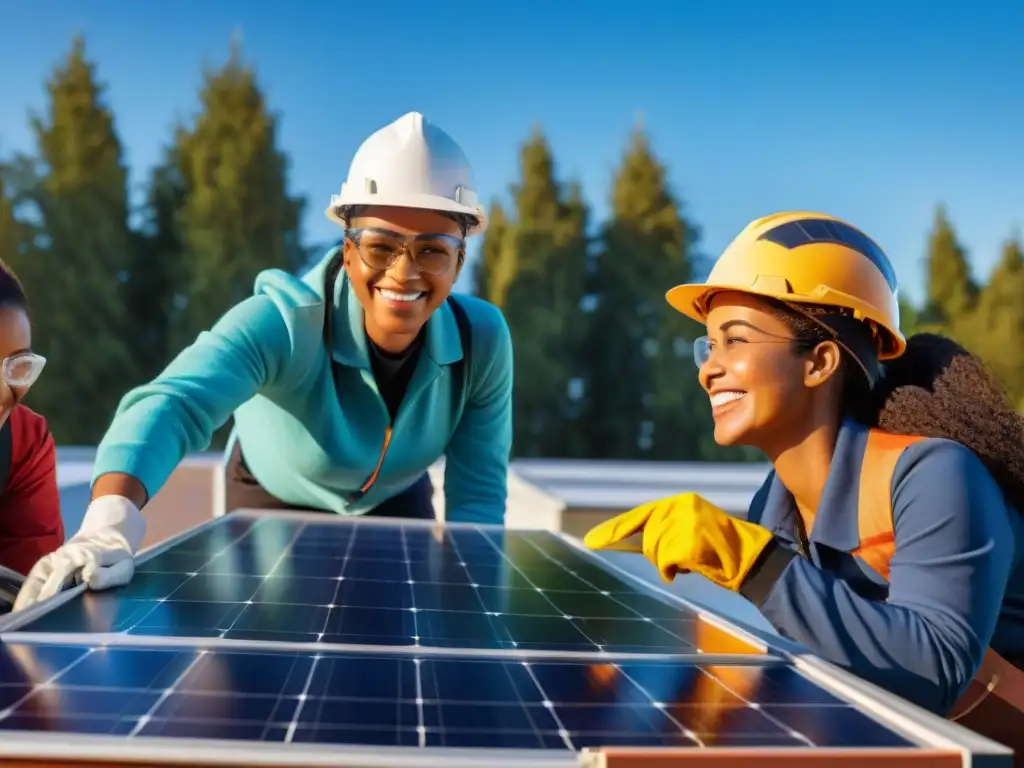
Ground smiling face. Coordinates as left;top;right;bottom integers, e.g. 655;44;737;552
343;205;465;352
697;292;844;454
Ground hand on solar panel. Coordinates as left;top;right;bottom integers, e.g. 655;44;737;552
582;492;775;590
12;495;145;612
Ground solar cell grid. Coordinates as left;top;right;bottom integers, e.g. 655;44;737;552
0;641;918;751
17;517;750;657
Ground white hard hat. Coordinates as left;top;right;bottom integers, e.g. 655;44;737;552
326;112;487;237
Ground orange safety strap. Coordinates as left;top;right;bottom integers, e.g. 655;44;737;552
856;429;1024;718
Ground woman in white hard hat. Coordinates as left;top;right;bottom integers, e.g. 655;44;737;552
13;112;513;611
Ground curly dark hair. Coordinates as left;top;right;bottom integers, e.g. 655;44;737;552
773;300;1024;512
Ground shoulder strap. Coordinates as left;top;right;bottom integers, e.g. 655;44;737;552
322;252;344;358
0;417;11;494
446;295;473;408
857;429;1024;720
854;429;928;581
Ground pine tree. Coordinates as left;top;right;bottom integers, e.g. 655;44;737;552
922;205;977;330
897;293;921;339
969;236;1024;403
500;130;589;457
0;169;17;264
472;200;510;305
26;36;138;443
126;162;186;383
578;127;753;461
163;41;305;352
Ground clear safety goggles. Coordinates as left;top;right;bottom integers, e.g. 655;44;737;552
692;335;797;368
3;352;46;388
347;228;464;275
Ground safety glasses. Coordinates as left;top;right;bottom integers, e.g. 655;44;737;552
347;228;464;275
3;352;46;388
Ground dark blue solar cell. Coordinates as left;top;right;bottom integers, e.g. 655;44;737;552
430;702;559;732
416;609;508;649
544;591;640;619
253;575;341;605
16;594;156;634
757;219;898;292
339;577;412;610
297;699;419;729
424;728;565;750
573;617;692;653
762;704;911;748
320;606;415;646
419;657;540;702
159;691;300;723
222;602;329;640
106;571;193;599
0;642;89;685
527;660;657;706
166;573;267;602
132;600;247;636
477;586;562;616
498;614;592;651
306;655;416;699
59;647;198;689
341;558;404;581
136;551;213;574
139;719;290;741
0;713;139;735
290;725;420;746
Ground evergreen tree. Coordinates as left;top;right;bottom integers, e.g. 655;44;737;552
26;36;138;443
0;169;18;264
897;293;921;339
0;155;48;316
969;236;1024;404
579;127;749;461
922;205;977;330
500;130;590;457
472;200;510;305
126;162;186;383
162;41;305;353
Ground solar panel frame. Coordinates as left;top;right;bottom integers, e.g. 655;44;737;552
0;509;1014;767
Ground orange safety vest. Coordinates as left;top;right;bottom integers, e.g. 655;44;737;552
855;429;1024;756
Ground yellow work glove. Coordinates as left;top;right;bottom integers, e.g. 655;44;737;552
583;492;775;591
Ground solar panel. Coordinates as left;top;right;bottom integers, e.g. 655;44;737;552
0;511;1012;766
14;516;763;657
0;641;915;750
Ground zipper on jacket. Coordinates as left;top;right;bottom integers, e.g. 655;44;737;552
358;426;393;494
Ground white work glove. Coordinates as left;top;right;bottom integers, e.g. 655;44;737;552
13;495;145;612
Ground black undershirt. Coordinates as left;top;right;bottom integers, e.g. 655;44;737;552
367;330;425;421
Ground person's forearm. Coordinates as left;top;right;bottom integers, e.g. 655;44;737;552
91;472;149;509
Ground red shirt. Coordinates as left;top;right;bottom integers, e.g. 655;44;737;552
0;404;63;575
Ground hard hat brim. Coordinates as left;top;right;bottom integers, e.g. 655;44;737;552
665;282;907;360
325;192;487;237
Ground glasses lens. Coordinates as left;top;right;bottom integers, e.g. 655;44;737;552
356;232;401;270
410;236;460;275
5;354;45;387
692;337;710;368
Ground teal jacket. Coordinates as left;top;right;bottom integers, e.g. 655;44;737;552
92;250;514;523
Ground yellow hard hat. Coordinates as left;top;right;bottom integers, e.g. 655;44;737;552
666;211;906;359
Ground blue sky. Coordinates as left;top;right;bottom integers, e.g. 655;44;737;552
1;0;1021;302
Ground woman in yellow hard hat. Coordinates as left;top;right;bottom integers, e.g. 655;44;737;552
584;212;1024;750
